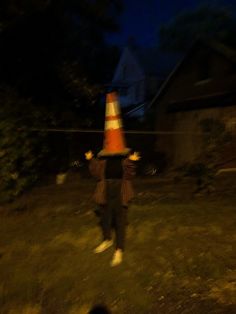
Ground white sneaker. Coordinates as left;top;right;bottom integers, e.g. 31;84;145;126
94;240;113;254
110;249;123;267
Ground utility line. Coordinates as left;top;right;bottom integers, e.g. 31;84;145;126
22;128;204;135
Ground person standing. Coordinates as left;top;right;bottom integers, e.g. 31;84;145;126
85;150;140;266
85;90;140;266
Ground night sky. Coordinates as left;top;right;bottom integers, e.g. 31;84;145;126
106;0;236;47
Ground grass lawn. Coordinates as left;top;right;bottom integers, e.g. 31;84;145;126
0;172;236;314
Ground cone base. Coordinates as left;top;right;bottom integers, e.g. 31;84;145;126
97;148;131;157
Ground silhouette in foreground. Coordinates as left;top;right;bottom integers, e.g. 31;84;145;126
89;304;111;314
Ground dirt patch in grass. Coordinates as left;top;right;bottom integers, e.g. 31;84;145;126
0;173;236;313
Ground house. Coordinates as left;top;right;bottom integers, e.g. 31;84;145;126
109;46;181;119
153;39;236;168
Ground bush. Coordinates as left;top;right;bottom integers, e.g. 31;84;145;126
179;118;232;193
0;87;49;202
179;162;215;193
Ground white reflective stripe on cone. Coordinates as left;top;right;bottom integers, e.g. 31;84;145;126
105;119;123;130
106;101;120;116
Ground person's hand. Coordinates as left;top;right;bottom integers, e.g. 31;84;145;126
129;151;141;161
85;150;94;160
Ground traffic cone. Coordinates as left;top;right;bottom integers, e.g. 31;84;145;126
98;91;130;157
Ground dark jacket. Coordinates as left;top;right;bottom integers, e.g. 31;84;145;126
89;157;136;206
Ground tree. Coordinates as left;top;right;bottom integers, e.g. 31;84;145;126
159;4;236;53
0;0;122;111
0;1;123;202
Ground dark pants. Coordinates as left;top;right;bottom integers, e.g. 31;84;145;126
99;179;128;250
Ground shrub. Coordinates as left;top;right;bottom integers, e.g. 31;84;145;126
180;118;232;193
0;87;49;202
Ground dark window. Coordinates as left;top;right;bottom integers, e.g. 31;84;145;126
197;52;211;82
228;63;236;75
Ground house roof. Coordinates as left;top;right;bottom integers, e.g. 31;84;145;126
129;46;182;78
149;39;236;109
167;91;236;112
208;41;236;63
122;102;146;116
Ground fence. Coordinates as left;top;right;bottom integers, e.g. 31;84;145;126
32;127;236;175
41;130;157;174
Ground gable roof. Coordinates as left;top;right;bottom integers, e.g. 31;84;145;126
149;39;236;108
129;46;182;78
112;45;182;82
111;46;145;84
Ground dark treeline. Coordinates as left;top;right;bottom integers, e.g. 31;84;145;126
0;1;123;202
0;0;122;126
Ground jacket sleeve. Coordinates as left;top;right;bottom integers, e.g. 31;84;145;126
123;158;136;180
88;158;104;180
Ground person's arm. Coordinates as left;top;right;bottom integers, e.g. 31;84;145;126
123;152;141;180
85;150;103;180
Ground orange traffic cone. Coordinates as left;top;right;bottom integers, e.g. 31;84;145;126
98;91;130;157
